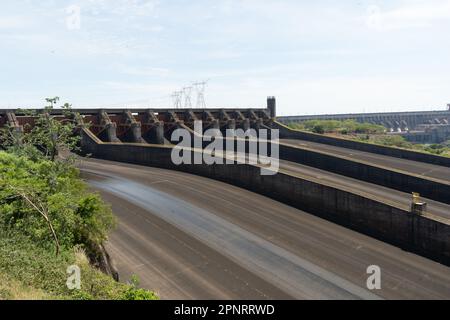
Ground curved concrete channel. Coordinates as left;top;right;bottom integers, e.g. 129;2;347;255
280;138;450;182
80;158;450;300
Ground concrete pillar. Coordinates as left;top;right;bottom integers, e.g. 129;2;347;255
121;111;144;143
226;119;236;130
6;112;23;131
218;110;235;131
203;111;220;131
143;121;164;144
251;118;263;131
140;111;165;144
386;120;394;132
167;111;181;123
234;111;250;131
246;109;262;132
165;111;185;143
5;112;23;143
242;118;250;131
98;110;121;143
400;120;408;132
184;110;198;123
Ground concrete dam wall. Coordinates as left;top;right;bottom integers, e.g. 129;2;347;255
278;143;450;205
274;121;450;167
80;128;450;266
150;129;450;205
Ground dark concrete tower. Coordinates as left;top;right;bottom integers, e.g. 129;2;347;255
267;96;276;118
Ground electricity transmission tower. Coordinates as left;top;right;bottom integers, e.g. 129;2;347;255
171;91;183;109
183;86;193;109
193;81;208;109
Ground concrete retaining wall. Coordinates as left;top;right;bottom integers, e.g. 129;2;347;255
81;128;450;266
273;121;450;167
279;144;450;205
185;132;450;205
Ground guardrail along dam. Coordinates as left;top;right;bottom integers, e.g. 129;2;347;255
1;97;450;300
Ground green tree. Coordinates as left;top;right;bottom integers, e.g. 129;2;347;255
0;152;116;256
28;97;80;161
1;97;81;162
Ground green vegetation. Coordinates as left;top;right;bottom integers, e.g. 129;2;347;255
0;97;80;162
288;119;386;135
357;135;450;157
0;151;114;257
0;231;157;300
0;98;158;300
287;120;450;157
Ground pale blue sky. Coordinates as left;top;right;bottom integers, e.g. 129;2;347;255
1;0;450;115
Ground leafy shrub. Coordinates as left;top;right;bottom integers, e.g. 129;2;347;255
120;276;158;300
288;119;385;135
312;124;325;134
0;232;158;300
369;135;414;149
0;151;116;255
